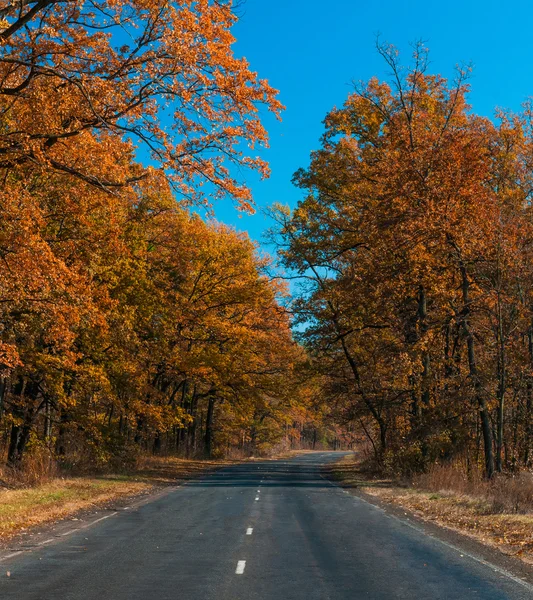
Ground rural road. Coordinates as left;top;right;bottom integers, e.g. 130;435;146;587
0;452;531;599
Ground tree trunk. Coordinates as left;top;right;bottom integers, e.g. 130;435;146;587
44;398;52;440
0;376;7;421
339;334;387;453
495;319;506;473
134;416;144;445
152;431;162;454
204;394;216;457
525;324;533;466
8;377;39;467
418;286;430;408
56;409;70;457
459;263;494;479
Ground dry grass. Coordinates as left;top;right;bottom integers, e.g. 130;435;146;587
332;454;533;565
0;455;229;541
416;464;533;515
0;448;59;488
0;477;150;540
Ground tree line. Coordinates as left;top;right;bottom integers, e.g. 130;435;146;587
273;43;533;479
0;0;318;470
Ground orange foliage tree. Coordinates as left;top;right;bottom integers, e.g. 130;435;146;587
0;0;282;206
274;43;533;478
0;1;315;469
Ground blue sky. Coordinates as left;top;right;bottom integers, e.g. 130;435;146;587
210;0;533;250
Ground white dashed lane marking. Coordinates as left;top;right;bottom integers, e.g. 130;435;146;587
236;560;246;575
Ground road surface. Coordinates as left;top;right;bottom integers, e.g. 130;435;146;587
0;452;531;599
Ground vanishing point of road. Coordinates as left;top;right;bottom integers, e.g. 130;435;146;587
0;452;531;599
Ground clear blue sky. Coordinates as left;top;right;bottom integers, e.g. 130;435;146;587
211;0;533;249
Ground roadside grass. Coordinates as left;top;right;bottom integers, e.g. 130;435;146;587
329;453;533;565
0;477;149;539
0;456;229;541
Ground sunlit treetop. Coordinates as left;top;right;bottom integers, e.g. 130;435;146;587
0;0;283;210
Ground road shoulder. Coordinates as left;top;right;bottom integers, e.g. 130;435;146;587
325;453;533;588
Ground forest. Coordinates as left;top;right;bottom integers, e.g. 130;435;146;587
1;0;532;484
0;0;320;471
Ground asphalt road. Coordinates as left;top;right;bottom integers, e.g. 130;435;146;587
0;452;531;599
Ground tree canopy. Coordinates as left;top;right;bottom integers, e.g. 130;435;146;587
274;43;533;478
0;0;317;470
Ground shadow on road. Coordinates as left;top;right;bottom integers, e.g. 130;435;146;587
183;455;393;489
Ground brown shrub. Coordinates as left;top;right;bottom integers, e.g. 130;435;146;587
0;446;58;488
416;462;479;495
489;472;533;514
414;462;533;515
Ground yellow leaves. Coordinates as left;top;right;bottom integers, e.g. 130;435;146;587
272;202;291;218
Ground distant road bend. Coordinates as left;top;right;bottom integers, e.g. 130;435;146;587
1;452;532;599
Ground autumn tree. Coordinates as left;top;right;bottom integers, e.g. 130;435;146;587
275;43;533;478
0;0;282;206
0;1;317;469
